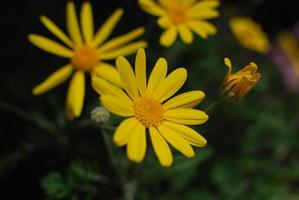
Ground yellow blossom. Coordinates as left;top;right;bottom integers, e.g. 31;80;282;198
139;0;220;47
29;1;147;119
222;58;261;101
92;49;208;167
229;17;270;53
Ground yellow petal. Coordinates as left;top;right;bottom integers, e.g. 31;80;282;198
160;27;177;47
40;15;74;48
154;68;187;103
157;17;172;28
100;41;147;60
149;127;173;167
138;0;165;16
163;90;205;110
116;56;139;100
80;1;94;45
91;77;132;105
190;0;220;12
98;27;145;53
28;34;73;58
163;121;207;147
32;64;73;95
188;9;219;19
178;26;193;44
100;95;134;117
93;62;122;87
127;121;146;163
113;118;139;146
135;48;147;96
93;8;124;47
66;1;83;46
66;71;85;118
146;58;168;96
187;21;217;38
164;108;208;125
158;124;195;158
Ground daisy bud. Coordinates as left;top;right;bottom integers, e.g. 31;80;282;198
91;106;110;124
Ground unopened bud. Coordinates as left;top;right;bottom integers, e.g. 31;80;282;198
91;106;110;123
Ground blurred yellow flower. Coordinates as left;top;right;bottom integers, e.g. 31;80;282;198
92;49;208;167
29;1;147;119
229;17;270;53
139;0;219;47
222;58;261;101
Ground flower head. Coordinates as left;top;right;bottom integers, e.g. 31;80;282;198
271;31;299;93
229;17;270;53
29;1;147;119
139;0;219;47
221;58;261;101
92;49;208;167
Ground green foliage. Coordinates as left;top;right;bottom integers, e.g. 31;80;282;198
41;160;107;200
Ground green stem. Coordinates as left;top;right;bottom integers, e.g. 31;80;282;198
204;99;222;114
99;126;137;200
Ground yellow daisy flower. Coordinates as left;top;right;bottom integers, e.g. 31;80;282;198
138;0;219;47
222;58;261;101
92;48;208;167
29;1;147;119
229;17;270;53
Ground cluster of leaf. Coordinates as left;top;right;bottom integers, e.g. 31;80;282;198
41;160;109;200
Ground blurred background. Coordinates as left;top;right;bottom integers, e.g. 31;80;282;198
1;0;299;199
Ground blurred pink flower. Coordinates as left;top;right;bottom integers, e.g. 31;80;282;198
271;25;299;93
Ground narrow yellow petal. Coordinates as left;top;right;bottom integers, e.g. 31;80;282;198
146;58;167;96
160;27;177;47
189;0;220;14
113;118;139;146
149;127;173;167
178;26;193;44
28;34;73;58
91;77;132;105
40;15;74;48
164;108;208;125
98;27;145;53
157;17;172;28
80;1;94;45
154;68;187;103
93;62;122;87
163;121;207;147
187;21;217;38
163;90;205;110
116;56;139;100
100;95;134;117
66;1;83;46
135;48;147;96
93;9;124;47
100;41;147;60
127;121;146;163
32;64;73;95
158;124;195;158
188;9;219;19
138;0;165;16
66;71;85;118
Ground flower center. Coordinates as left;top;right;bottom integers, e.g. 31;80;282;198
71;46;99;71
133;97;164;128
167;6;187;25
